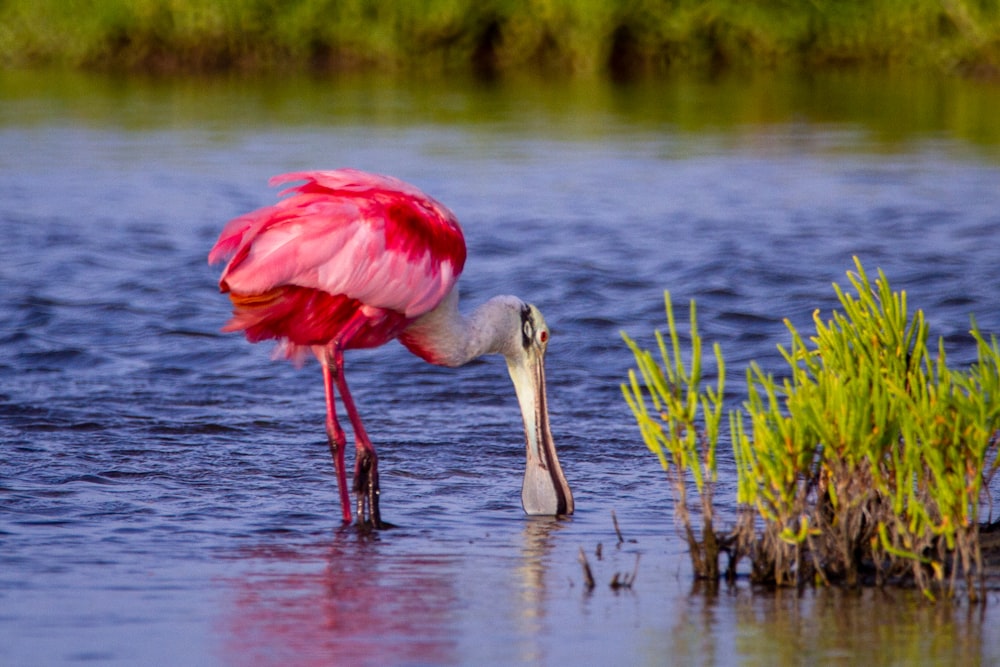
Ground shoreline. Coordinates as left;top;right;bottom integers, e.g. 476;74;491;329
2;1;998;79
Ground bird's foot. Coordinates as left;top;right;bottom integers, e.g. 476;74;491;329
353;449;383;529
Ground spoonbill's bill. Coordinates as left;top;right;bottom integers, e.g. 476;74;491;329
209;169;573;527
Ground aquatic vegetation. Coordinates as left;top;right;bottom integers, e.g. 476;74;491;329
623;258;1000;601
1;0;998;76
622;295;726;580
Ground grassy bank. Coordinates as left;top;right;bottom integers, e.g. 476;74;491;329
1;0;998;78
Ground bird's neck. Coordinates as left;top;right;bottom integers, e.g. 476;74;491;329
399;291;523;367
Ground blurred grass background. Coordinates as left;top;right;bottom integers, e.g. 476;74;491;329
1;0;998;78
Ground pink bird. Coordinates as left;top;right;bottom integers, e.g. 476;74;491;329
208;169;573;527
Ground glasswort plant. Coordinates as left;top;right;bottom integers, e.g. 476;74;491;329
624;258;1000;601
622;293;726;580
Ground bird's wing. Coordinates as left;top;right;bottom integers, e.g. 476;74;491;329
209;170;467;318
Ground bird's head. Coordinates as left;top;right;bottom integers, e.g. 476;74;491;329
504;302;574;517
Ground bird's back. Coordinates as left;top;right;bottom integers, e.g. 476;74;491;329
209;170;467;358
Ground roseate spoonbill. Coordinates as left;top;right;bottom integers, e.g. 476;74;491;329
208;169;573;527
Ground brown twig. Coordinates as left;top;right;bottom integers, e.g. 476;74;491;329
611;553;641;590
612;510;625;545
578;547;595;591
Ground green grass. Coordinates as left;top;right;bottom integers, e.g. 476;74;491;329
1;0;999;77
623;258;1000;601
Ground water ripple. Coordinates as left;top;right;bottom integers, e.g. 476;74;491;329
2;89;1000;665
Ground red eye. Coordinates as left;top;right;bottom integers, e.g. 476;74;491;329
539;330;548;344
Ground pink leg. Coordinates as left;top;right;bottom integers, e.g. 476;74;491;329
322;359;353;524
328;345;382;528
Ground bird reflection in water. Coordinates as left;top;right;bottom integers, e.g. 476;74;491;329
514;516;568;664
218;518;570;665
219;531;460;666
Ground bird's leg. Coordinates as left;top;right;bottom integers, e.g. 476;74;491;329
322;356;353;524
329;346;382;529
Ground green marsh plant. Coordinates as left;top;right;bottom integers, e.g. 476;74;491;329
622;294;726;580
624;258;1000;601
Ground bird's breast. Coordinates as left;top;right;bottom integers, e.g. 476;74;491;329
224;285;411;356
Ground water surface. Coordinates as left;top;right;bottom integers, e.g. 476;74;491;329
2;70;1000;665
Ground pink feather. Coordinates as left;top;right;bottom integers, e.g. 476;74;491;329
209;169;466;357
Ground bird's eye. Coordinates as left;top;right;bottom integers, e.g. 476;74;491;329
539;330;548;344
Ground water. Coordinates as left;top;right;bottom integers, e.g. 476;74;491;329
2;70;1000;665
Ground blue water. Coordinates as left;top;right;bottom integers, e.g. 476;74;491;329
2;72;1000;665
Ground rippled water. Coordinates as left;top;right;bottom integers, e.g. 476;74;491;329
2;71;1000;665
